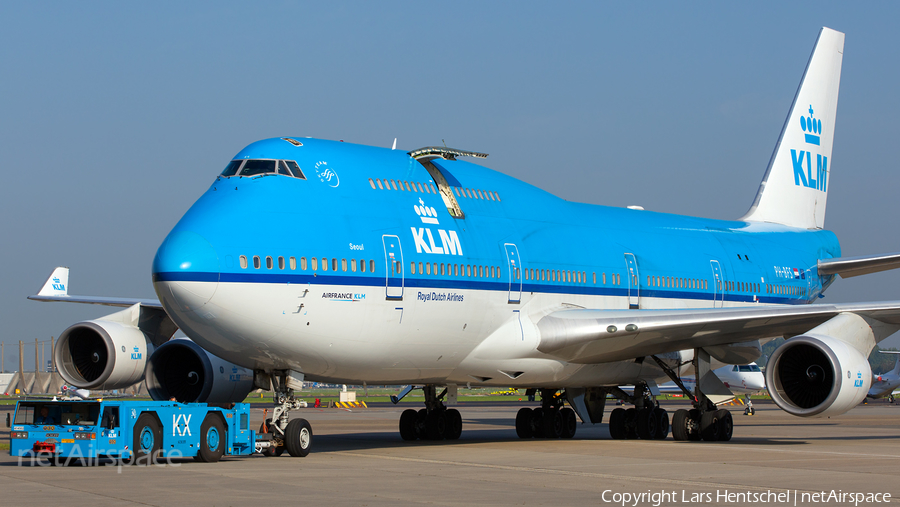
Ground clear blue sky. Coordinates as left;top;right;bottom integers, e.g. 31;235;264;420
3;2;900;370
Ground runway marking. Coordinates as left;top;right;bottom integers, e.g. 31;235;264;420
338;451;900;501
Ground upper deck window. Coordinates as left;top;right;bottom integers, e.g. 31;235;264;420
220;159;306;179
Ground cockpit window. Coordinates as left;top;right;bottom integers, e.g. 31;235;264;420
239;160;277;177
221;160;243;177
221;159;307;179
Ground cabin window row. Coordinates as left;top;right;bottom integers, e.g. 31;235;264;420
452;186;501;202
239;255;377;273
369;178;438;195
649;275;708;290
767;284;803;296
524;268;593;284
409;262;505;278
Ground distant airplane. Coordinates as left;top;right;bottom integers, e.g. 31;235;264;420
867;352;900;403
28;27;900;453
653;363;766;416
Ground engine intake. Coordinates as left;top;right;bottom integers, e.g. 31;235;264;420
54;320;150;390
766;334;871;417
145;339;253;404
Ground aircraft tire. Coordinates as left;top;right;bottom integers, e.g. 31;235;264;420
284;418;312;457
445;409;463;440
700;411;721;441
259;419;285;456
198;414;226;463
624;408;638;439
653;408;669;440
687;409;702;441
608;408;626;439
515;407;533;438
399;409;418;441
542;408;563;439
716;409;733;441
425;411;447;440
636;408;657;440
671;409;689;441
530;408;544;438
560;408;577;439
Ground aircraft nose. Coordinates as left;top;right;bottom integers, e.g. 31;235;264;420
152;230;220;311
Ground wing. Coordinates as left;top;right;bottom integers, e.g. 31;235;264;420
536;302;900;364
28;267;162;308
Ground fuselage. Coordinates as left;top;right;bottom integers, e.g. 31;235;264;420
151;137;840;387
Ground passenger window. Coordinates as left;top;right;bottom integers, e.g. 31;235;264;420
440;263;445;276
410;262;416;274
382;179;390;189
405;181;412;191
376;179;383;189
278;256;285;270
370;260;375;273
494;191;501;201
425;262;431;275
332;258;337;271
240;255;248;269
221;160;244;177
369;178;376;189
390;180;398;190
360;259;366;272
289;257;296;270
341;259;347;272
239;160;277;177
266;256;273;269
350;259;356;272
253;256;261;269
284;161;306;179
593;272;597;284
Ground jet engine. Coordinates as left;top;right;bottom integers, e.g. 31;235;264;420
145;339;253;403
766;315;873;418
54;320;151;390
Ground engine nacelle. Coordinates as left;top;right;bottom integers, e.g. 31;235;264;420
145;339;254;404
766;334;872;417
54;320;151;390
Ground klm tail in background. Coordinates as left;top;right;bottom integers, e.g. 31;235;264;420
742;27;844;230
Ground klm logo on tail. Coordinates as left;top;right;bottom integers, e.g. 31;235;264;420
51;277;65;292
791;106;827;192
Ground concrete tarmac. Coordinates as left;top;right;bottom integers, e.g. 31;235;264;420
1;399;899;506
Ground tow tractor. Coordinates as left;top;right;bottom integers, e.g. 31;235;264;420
7;399;311;464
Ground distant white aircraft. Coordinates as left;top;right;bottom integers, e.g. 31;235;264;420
654;362;766;415
60;385;91;400
867;352;900;403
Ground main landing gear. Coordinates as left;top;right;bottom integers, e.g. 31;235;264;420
397;385;463;441
606;384;670;440
515;389;578;439
651;351;733;442
256;370;313;457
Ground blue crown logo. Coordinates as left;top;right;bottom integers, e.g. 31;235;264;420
800;105;821;146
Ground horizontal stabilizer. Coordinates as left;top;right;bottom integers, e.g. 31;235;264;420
818;252;900;278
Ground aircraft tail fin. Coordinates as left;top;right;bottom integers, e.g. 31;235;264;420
741;27;844;230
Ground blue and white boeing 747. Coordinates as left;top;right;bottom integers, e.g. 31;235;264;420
32;27;900;454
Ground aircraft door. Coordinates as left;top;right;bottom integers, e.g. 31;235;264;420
710;260;724;308
382;235;404;300
624;253;640;309
504;243;522;303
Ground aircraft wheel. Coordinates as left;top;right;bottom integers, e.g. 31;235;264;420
687;409;702;441
259;419;285;456
608;408;626;439
700;411;721;441
284;418;312;457
515;407;533;438
716;409;733;441
425;411;447;440
399;409;418;441
530;408;544;438
131;413;162;465
542;408;563;439
560;407;577;439
671;409;689;441
636;408;657;440
653;408;669;440
624;408;638;439
445;409;463;440
890;394;895;404
198;414;226;463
